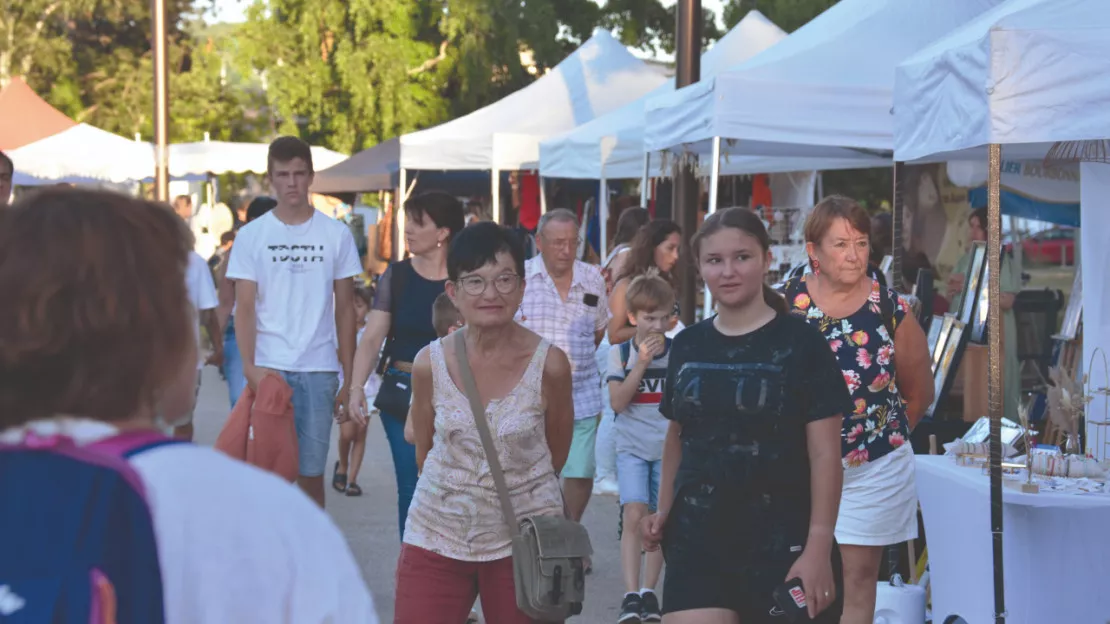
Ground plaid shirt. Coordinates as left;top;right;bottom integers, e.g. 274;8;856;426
517;256;608;420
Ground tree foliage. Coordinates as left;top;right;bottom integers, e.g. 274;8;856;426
724;0;840;32
2;0;262;142
2;0;726;157
237;0;724;154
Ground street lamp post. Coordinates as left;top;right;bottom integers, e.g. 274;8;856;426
152;0;170;201
673;0;702;326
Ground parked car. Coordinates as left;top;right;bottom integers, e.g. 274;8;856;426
1005;227;1075;265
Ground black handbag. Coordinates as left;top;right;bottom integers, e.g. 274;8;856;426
373;368;413;418
372;260;413;418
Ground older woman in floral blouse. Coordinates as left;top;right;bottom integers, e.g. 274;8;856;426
784;196;933;624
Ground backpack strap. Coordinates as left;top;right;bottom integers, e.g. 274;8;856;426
620;341;632;372
377;259;411;375
87;430;185;459
877;284;898;340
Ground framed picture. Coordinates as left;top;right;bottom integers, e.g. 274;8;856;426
932;314;955;372
970;259;990;343
926;319;967;419
958;242;987;326
1055;266;1082;340
926;314;944;371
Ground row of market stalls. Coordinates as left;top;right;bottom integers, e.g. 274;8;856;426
0;76;346;185
312;0;1106;621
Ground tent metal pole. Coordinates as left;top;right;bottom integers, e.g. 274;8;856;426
491;168;501;225
702;136;721;320
891;161;905;293
599;175;609;261
641;153;651;208
987;143;1007;624
539;175;548;215
397;168;408;259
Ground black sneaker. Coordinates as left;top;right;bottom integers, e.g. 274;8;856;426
618;593;643;623
639;590;662;622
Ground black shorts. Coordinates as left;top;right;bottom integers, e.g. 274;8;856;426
661;483;843;623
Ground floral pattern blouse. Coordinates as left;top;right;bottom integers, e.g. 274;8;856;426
784;276;912;468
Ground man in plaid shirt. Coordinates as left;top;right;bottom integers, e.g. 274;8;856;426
517;208;608;531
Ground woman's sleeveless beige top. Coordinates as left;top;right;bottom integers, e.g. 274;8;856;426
403;337;565;561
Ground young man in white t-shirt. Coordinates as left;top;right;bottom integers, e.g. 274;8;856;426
606;272;674;624
176;250;223;442
226;136;363;508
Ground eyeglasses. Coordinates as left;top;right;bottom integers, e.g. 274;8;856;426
541;235;582;251
457;273;522;296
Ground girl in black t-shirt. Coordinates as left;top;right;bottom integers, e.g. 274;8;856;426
641;208;850;623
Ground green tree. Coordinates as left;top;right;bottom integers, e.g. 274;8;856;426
4;0;261;143
723;0;839;32
0;0;92;89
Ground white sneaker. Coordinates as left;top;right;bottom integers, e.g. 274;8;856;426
594;477;619;497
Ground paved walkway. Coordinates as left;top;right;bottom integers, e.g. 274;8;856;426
192;367;631;623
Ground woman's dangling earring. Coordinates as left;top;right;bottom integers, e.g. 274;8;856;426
812;258;820;275
437;240;442;248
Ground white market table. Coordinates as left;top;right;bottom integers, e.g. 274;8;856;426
916;455;1110;624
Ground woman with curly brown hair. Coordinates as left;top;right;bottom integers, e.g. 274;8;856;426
0;188;375;623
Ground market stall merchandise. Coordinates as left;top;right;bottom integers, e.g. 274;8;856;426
917;455;1110;623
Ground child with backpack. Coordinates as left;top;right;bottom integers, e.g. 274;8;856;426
0;188;376;624
606;271;674;623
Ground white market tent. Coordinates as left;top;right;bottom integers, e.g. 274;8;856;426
892;0;1110;447
312;28;667;218
891;1;1110;622
893;0;1110;164
169;140;348;177
9;123;154;184
642;0;1006;163
539;11;788;180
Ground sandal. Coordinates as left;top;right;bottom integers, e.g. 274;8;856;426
345;482;363;497
332;461;347;492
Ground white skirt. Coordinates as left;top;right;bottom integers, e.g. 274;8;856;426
835;444;919;546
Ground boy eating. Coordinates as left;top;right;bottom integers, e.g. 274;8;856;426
607;271;674;623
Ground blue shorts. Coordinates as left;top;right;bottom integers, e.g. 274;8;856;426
616;451;661;510
279;371;339;478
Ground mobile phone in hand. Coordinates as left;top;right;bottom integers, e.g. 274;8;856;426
771;577;807;622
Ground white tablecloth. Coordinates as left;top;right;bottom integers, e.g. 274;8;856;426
916;456;1110;624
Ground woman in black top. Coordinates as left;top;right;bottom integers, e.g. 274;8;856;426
348;191;465;539
642;208;849;623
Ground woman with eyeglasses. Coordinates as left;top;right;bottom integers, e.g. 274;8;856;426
395;222;574;622
347;191;465;538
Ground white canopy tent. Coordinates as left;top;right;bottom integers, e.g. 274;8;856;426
169;140;348;177
312;28;667;248
9;123;153;184
891;1;1110;622
892;0;1110;449
539;11;787;180
642;0;1005;162
893;0;1110;164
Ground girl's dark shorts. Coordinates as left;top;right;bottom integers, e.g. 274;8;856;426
661;483;843;623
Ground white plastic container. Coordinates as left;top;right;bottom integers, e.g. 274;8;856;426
873;581;927;624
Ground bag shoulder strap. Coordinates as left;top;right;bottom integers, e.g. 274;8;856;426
452;330;519;535
878;283;898;339
620;341;631;372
